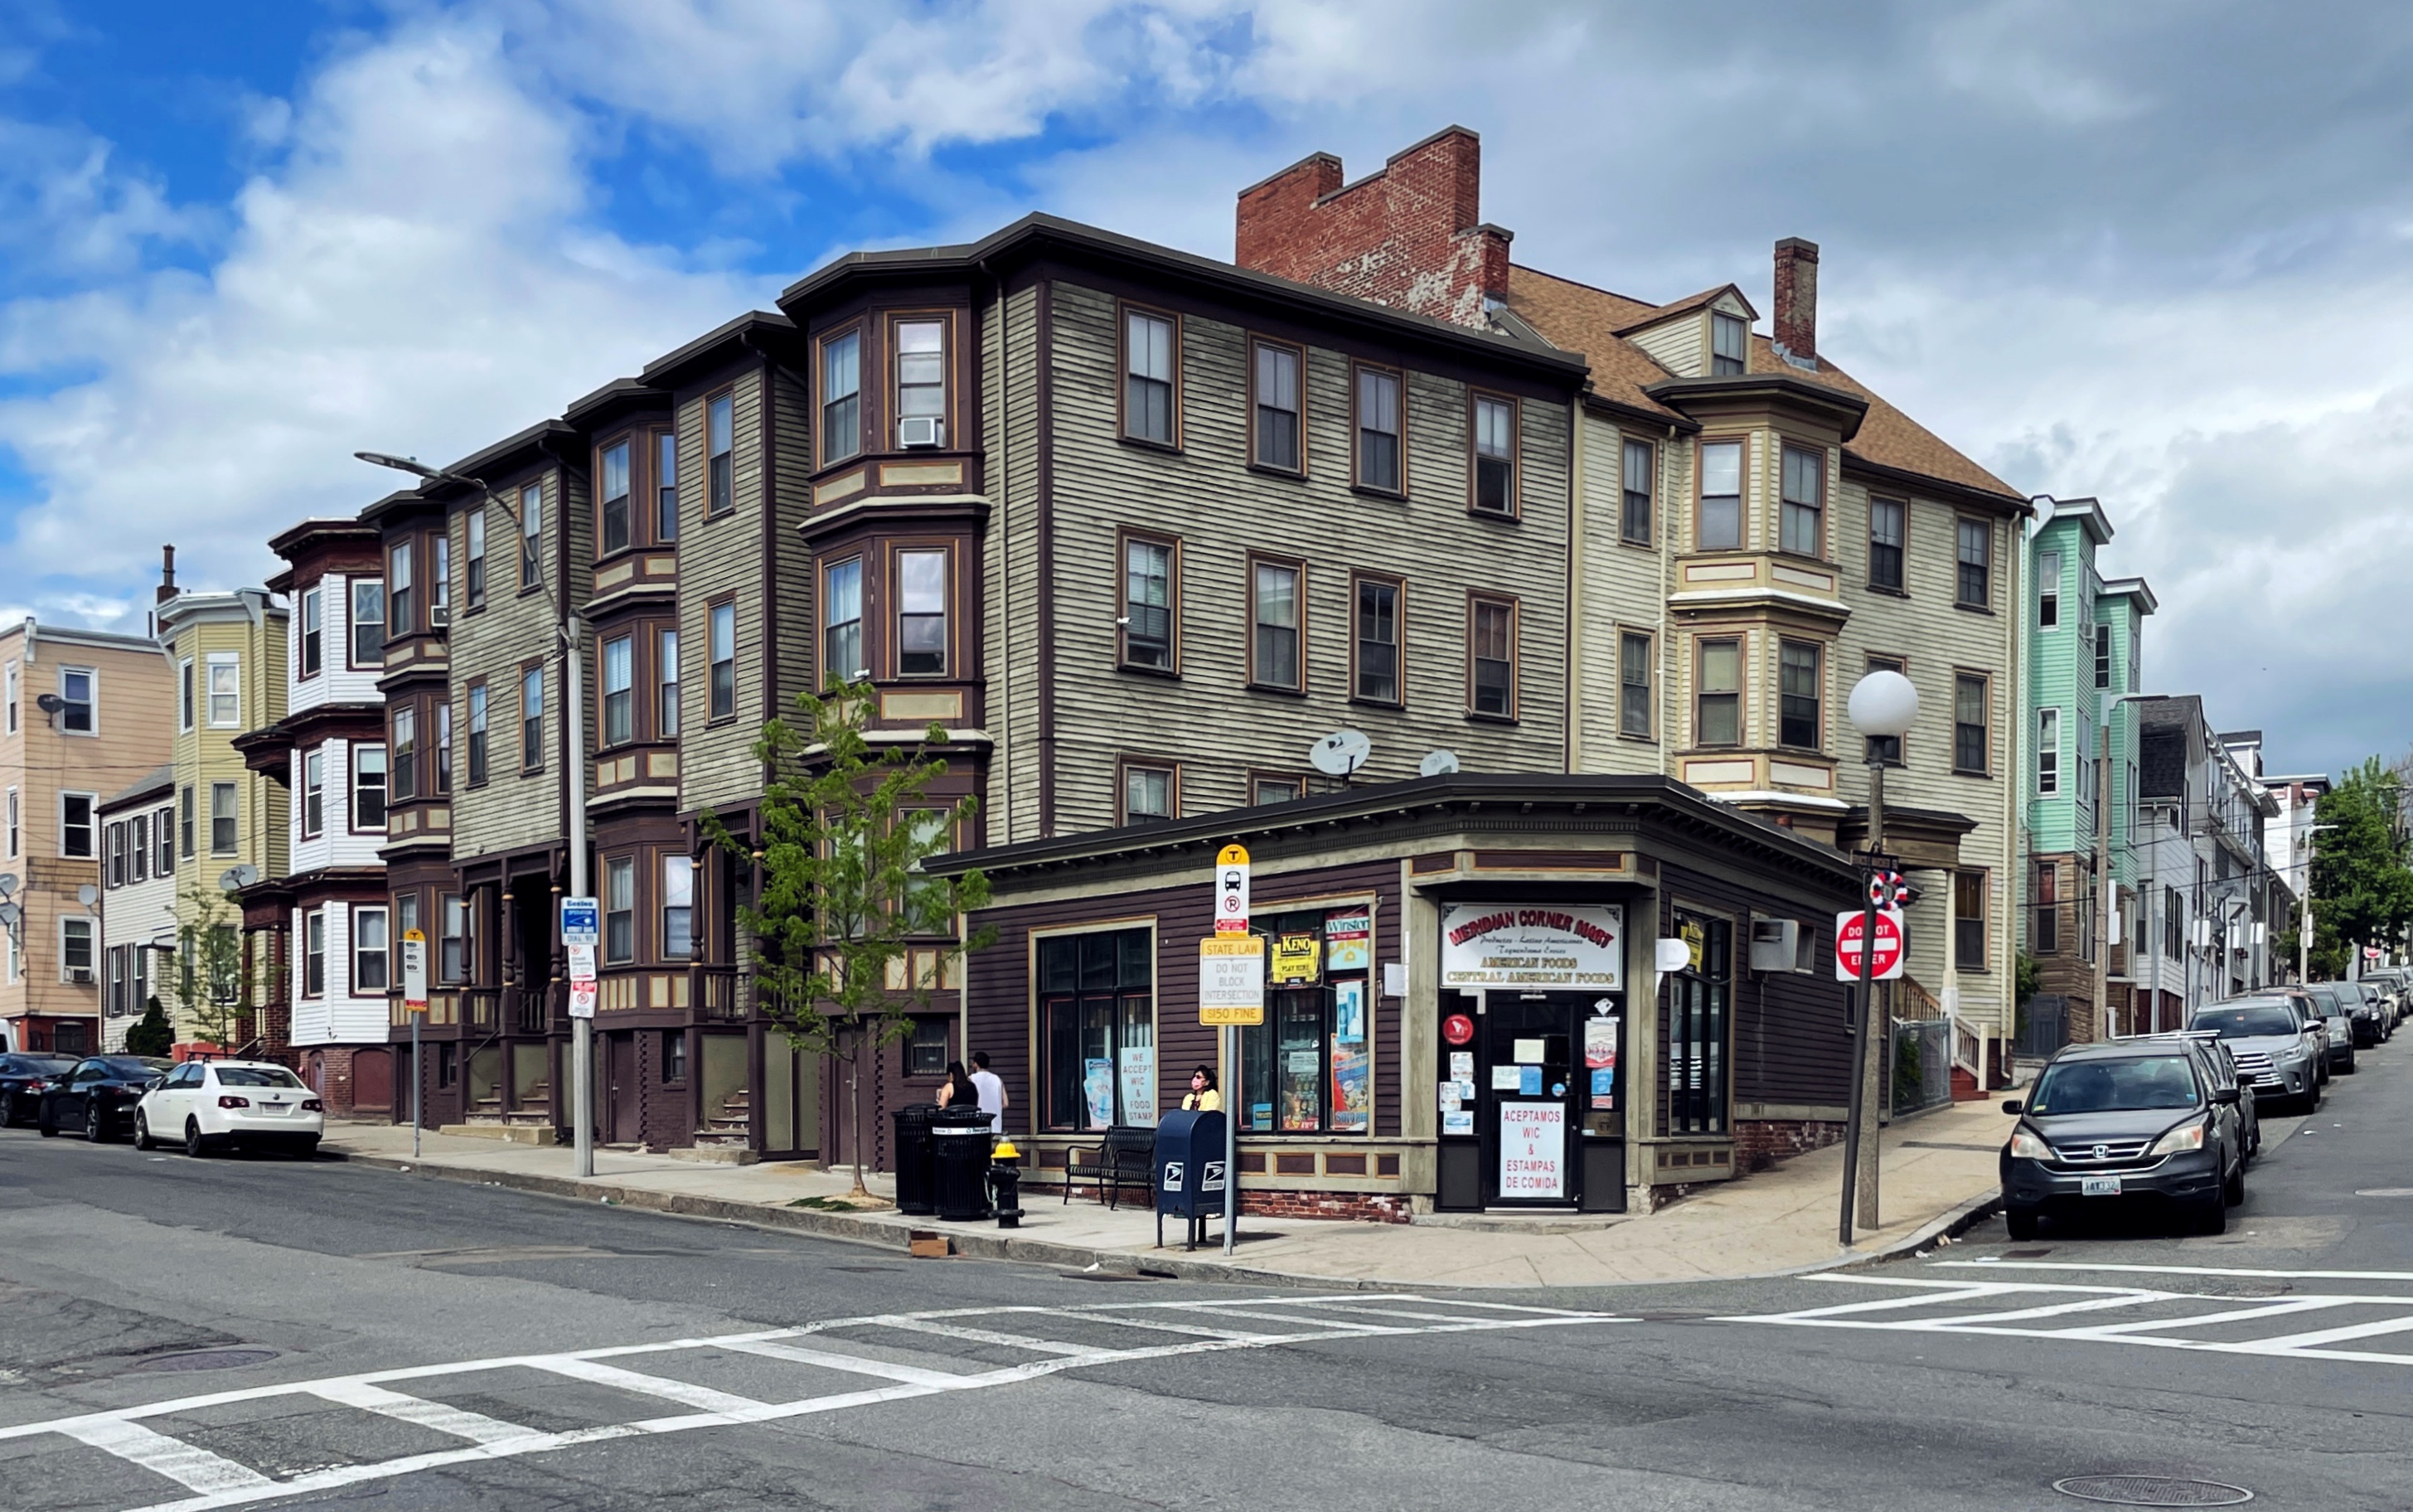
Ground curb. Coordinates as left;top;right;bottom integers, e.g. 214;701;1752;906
1798;1185;2004;1275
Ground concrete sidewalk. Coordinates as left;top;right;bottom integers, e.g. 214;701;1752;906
318;1100;2010;1288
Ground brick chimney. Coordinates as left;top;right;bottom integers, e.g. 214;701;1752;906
156;544;178;606
1234;125;1510;330
1772;237;1819;367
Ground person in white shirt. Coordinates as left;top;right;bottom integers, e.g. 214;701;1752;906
969;1050;1006;1133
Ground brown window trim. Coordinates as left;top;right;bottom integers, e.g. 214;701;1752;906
1114;754;1181;826
1693;433;1749;553
885;308;959;454
815;554;866;691
1954;513;1994;610
886;539;957;681
705;594;739;728
1692;633;1745;750
1619;434;1656;549
1865;493;1908;596
1464;590;1520;724
1350;360;1408;500
1114;527;1181;678
594;429;638;563
1863;653;1910;768
1247;771;1311;807
1467;388;1520;520
463;678;491;789
517;657;546;775
1775;637;1824;753
1244;550;1306;695
1616;625;1656;742
513;479;548;600
343;579;385;672
1116;300;1183;453
701;390;739;521
1348;569;1407;710
1245;335;1307;478
1776;440;1828;563
1951;666;1992;777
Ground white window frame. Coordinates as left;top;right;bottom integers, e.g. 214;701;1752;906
303;908;326;997
57;666;96;736
2037;550;2061;629
2037;707;2061;797
206;652;240;728
4;787;16;858
59;916;94;982
302;749;325;839
177;658;194;732
352;904;390;996
2;660;15;735
210;780;239;856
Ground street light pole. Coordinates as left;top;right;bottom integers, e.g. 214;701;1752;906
1841;669;1917;1247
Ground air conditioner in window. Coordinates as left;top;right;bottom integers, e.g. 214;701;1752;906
430;604;451;628
898;417;945;450
65;967;94;985
1748;918;1810;974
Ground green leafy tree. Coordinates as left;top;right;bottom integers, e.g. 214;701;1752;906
172;881;252;1049
123;996;174;1057
2310;757;2413;975
704;684;992;1199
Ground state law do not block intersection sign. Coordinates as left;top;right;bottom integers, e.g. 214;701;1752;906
1835;909;1905;981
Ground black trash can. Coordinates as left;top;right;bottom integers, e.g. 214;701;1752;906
892;1102;942;1216
932;1105;996;1221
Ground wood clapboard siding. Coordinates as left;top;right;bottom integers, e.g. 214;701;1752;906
984;285;1044;844
447;468;563;862
1627;315;1702;379
1039;280;1568;836
677;366;772;817
1573;409;1674;772
1658;859;1852;1112
768;364;816;716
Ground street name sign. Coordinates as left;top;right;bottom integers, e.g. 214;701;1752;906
1834;909;1906;981
1199;936;1265;1025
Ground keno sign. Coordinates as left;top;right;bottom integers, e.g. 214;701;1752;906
1440;904;1623;990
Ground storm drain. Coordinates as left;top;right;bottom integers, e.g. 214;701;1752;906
129;1348;279;1374
2052;1476;2252;1507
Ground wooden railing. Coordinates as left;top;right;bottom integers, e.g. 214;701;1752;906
464;989;501;1031
698;967;748;1022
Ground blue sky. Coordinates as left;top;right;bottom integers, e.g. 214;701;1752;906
3;0;2411;778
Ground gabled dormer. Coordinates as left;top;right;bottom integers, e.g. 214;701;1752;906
1616;284;1759;378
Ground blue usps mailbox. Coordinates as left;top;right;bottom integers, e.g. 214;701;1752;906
1153;1108;1227;1251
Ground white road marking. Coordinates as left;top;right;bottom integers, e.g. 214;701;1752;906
303;1380;533;1446
1941;1259;2413;1283
56;1419;276;1496
855;1317;1097;1355
525;1356;771;1416
714;1338;974;1389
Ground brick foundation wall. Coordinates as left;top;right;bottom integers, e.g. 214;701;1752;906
1732;1117;1846;1173
1049;1180;1412;1224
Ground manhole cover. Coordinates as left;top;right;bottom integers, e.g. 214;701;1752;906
130;1349;279;1374
2052;1476;2252;1507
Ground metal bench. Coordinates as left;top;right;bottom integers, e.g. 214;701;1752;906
1063;1126;1156;1209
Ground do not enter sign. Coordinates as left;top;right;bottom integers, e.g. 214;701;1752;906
1835;909;1906;981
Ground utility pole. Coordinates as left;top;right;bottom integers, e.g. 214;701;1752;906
2094;721;2113;1038
1840;669;1916;1247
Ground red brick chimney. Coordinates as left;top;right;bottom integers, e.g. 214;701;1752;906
156;544;178;606
1772;237;1819;367
1235;125;1510;330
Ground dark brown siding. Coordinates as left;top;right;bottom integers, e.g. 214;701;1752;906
1657;859;1851;1119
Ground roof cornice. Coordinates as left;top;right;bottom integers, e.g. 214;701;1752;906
1643;372;1869;443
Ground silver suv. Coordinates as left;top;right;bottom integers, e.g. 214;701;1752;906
2190;998;2320;1116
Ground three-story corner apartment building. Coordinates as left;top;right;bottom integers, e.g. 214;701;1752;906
157;579;289;1050
2019;497;2161;1043
0;618;173;1054
1233;126;2031;1088
231;518;394;1111
97;765;177;1050
2137;696;2280;1018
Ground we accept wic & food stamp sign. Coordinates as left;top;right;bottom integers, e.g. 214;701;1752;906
1438;904;1624;991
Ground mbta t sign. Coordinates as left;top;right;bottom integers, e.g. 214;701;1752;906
1835;909;1906;981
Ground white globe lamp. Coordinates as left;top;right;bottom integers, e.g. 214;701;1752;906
1847;669;1919;741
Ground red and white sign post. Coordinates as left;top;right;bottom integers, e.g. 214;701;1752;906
1834;909;1906;981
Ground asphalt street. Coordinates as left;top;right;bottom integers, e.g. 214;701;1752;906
1;1037;2408;1512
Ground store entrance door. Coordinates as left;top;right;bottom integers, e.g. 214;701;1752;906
1476;991;1585;1208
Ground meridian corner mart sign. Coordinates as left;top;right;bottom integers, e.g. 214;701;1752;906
1440;904;1624;991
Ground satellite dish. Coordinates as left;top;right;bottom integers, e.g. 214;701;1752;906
1418;749;1460;778
76;884;98;908
0;872;17;898
220;864;259;892
0;901;18;928
1310;729;1372;779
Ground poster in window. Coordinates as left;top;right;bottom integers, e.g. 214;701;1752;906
1271;932;1322;985
1499;1102;1566;1198
1442;1108;1475;1136
1083;1059;1116;1130
1585;1015;1621;1110
1325;909;1372;972
1330;979;1369;1132
1334;977;1366;1044
1282;1048;1321;1132
1118;1044;1157;1127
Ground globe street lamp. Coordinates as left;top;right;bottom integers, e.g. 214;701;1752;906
1841;669;1917;1245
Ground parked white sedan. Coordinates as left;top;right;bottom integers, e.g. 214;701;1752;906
133;1059;323;1158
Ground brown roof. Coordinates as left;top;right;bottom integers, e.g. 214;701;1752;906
1616;282;1757;332
1507;264;2023;504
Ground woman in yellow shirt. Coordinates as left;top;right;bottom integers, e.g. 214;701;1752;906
1180;1066;1221;1112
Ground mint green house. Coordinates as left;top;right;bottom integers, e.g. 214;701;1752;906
2022;497;2155;1044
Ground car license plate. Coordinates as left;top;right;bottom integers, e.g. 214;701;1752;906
259;1102;288;1117
2081;1175;2122;1197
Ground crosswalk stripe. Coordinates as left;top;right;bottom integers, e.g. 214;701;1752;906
2054;1296;2358;1338
526;1356;771;1415
2227;1314;2413;1354
305;1380;533;1445
855;1317;1097;1355
715;1337;977;1388
57;1418;276;1496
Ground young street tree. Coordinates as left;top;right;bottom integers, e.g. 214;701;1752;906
704;684;991;1199
2309;756;2413;977
172;880;251;1049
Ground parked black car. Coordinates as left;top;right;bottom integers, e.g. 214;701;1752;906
0;1054;78;1127
37;1057;173;1143
2000;1040;2246;1240
2304;983;2363;1066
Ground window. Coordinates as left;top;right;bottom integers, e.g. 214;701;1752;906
300;589;323;676
657;629;681;738
602;636;633;747
894;317;946;443
1238;909;1373;1136
1621;631;1653;738
58;667;94;734
1039;928;1155;1131
61;792;95;859
661;855;693;958
656;432;680;544
2037;550;2061;628
1621;438;1655;545
303;910;326;996
1249;558;1301;691
1955;871;1989;971
1698;439;1742;550
709;602;735;719
821;560;862;685
467;684;489;785
1253;341;1301;472
705;392;736;517
520;666;544;771
2037;707;2061;796
430;533;451;623
1121;536;1175;672
1124;308;1175;445
1953;673;1989;774
518;483;543;590
354;906;390;993
1665;910;1730;1134
465;508;487;610
1778;640;1821;749
155;803;172;874
2164;885;2183;959
899;808;952;928
598;439;631;555
1696;638;1742;747
896;549;947;676
2033;860;2060;953
1780;445;1824;557
604;856;634;964
1864;657;1905;766
663;1030;688;1083
390;544;414;635
396;894;419;953
1251;775;1303;806
2;662;13;734
130;815;147;882
2095;623;2113;691
1956;517;1991;607
351;579;385;666
1712;312;1747;376
1355;366;1402;493
440;894;469;982
180;784;195;860
3;787;14;858
821;330;860;464
1868;497;1906;592
61;918;94;981
303;749;324;838
1353;576;1401;705
177;658;194;731
1471;393;1515;512
391;707;417;803
1468;596;1516;719
107;821;126;888
908;1018;947;1078
353;745;386;831
1121;760;1175;824
206;656;240;727
436;700;453;793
